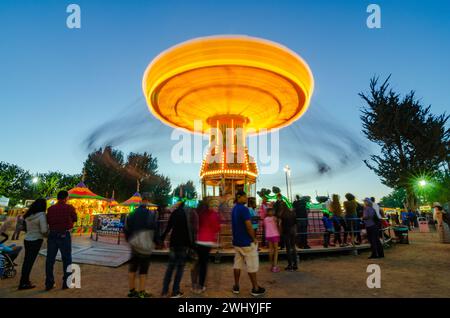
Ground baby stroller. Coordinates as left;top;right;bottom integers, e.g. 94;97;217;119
0;250;18;279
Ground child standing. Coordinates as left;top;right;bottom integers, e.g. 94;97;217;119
264;208;281;272
322;212;334;248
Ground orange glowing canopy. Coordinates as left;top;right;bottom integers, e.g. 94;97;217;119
142;35;314;134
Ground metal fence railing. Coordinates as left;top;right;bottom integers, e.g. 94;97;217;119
91;213;394;255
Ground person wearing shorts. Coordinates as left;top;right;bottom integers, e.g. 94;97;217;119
231;191;266;297
129;254;151;276
124;195;157;298
264;207;281;272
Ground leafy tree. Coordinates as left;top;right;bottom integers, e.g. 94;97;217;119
34;172;81;198
0;162;32;206
59;173;83;191
380;188;407;208
360;76;449;209
83;148;172;205
83;146;125;199
148;175;172;207
423;171;450;207
172;180;197;199
122;152;160;200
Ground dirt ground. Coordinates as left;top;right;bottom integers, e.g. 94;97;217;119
1;230;450;298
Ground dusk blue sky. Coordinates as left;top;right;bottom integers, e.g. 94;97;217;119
1;0;449;201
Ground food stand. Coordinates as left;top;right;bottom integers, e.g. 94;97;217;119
64;182;108;235
91;192;157;244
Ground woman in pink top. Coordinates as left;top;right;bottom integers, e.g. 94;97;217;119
191;200;221;294
264;207;281;272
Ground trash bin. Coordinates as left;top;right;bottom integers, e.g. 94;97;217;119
418;217;430;233
393;226;409;244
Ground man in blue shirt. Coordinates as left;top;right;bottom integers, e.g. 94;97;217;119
231;190;265;297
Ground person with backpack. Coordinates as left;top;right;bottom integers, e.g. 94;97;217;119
279;203;298;271
160;201;193;298
433;202;450;244
18;198;48;290
124;195;158;298
363;198;384;259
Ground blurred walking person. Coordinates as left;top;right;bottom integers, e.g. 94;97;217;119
161;201;194;298
191;200;220;294
124;195;158;298
45;190;77;290
363;198;384;259
18;198;48;290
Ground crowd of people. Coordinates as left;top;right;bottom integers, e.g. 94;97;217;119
1;189;449;298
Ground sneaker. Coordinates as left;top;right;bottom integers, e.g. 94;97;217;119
18;283;36;290
170;291;183;298
285;265;293;272
271;266;280;273
251;287;266;297
292;265;298;271
45;284;55;291
138;291;152;298
127;289;139;298
198;286;207;294
232;285;240;294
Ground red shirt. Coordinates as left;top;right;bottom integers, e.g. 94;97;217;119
196;209;221;246
47;202;78;232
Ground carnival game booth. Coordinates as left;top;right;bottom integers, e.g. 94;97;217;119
91;192;157;244
63;182;108;235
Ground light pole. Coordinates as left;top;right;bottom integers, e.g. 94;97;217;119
284;165;291;201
